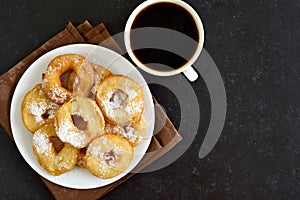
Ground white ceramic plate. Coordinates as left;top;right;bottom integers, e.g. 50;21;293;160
10;44;154;189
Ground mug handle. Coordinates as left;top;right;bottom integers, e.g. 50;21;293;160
183;66;198;82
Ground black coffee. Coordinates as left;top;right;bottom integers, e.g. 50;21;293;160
130;2;199;71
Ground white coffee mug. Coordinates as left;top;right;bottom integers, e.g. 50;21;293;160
124;0;204;82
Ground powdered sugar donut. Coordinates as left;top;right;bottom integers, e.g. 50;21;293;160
42;54;95;104
32;122;79;176
55;97;105;148
22;84;59;133
84;135;133;179
95;75;144;125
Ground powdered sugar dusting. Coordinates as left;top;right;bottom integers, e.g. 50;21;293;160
125;100;143;115
125;88;137;98
57;119;86;148
106;125;137;143
47;109;57;119
27;101;59;123
81;59;94;75
33;131;52;155
91;146;101;157
56;157;74;170
91;148;120;169
28;102;46;123
95;74;104;85
102;90;143;121
88;137;122;169
74;76;79;85
109;90;128;108
123;125;137;143
48;87;68;104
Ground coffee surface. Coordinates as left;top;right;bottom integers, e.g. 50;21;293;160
130;2;199;71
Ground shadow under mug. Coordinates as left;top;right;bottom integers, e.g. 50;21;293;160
124;0;204;82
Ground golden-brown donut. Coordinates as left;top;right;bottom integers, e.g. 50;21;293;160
32;122;79;176
42;54;95;104
55;97;105;148
93;64;113;86
95;75;144;125
105;118;146;147
67;64;112;93
22;84;59;133
84;135;133;179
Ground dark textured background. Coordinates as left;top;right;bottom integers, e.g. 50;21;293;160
0;0;299;199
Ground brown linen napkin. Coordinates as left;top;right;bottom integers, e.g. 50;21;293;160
0;20;182;200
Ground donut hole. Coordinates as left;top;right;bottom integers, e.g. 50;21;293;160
41;110;50;120
51;136;64;152
60;69;74;89
109;89;128;107
103;150;117;166
71;114;88;131
41;108;55;120
66;72;82;92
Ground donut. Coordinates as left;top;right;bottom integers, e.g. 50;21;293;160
93;64;113;86
105;118;146;147
55;97;105;148
42;54;95;104
67;64;112;93
22;84;59;133
32;122;79;176
95;75;144;125
84;135;133;179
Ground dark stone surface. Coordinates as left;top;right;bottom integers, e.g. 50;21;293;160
0;0;299;199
